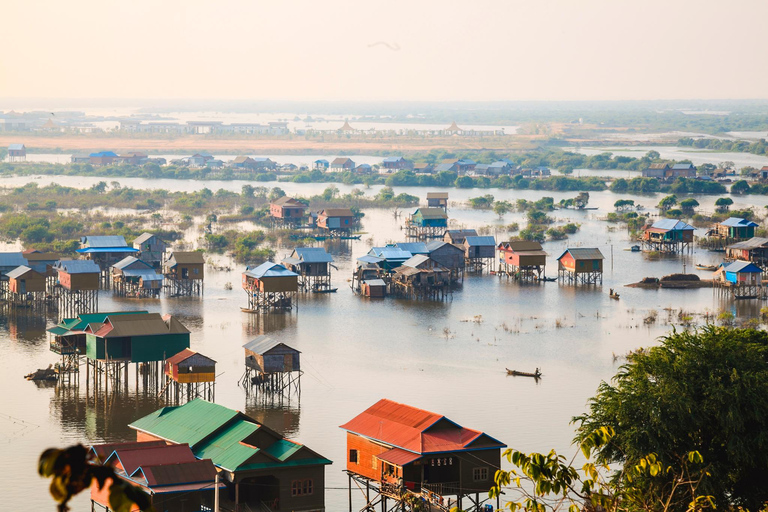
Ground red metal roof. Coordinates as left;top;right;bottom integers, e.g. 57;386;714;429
340;399;505;454
107;443;196;475
141;460;217;487
90;440;166;464
377;447;422;466
166;348;196;365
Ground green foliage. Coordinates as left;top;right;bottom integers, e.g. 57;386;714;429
731;180;751;195
519;225;546;242
39;445;152;512
679;198;699;212
715;197;734;212
657;194;678;211
679;136;768;157
468;195;495;209
614;199;635;211
574;326;768;509
493;200;513;218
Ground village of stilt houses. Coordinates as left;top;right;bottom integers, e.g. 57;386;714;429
8;177;768;512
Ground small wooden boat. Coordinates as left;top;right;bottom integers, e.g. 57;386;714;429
25;365;58;381
312;286;338;294
506;368;541;378
340;235;362;240
630;245;641;252
538;276;556;282
695;264;718;271
609;288;620;300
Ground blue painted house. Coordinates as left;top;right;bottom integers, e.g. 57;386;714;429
715;217;758;240
410;208;448;228
720;261;762;285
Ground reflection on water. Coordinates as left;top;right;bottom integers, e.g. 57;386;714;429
4;184;768;510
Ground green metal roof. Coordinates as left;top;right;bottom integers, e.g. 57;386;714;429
49;311;149;334
264;439;303;462
47;326;70;336
194;420;261;471
129;399;239;447
239;457;332;472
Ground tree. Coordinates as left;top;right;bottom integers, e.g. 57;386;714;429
455;176;474;188
614;199;635;211
731;180;750;195
468;195;494;209
646;150;661;160
493;200;513;218
574;327;768;510
715;197;733;212
573;192;589;209
679;198;699;213
657;194;677;212
268;187;286;201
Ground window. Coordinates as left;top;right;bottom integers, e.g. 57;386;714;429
473;467;489;482
349;449;358;463
291;479;313;497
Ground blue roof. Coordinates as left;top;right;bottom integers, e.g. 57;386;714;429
112;256;153;270
457;159;476;165
0;252;28;269
383;156;404;163
56;260;100;274
89;151;118;157
314;159;329;164
357;255;383;264
465;236;497;246
244;262;298;279
77;247;139;254
8;143;24;150
720;217;758;228
293;247;334;263
369;246;412;261
650;219;695;231
723;261;762;273
671;163;696;170
81;235;128;248
395;242;429;254
434;163;455;172
122;269;162;280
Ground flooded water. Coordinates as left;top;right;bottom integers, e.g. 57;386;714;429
574;145;768;169
0;176;763;510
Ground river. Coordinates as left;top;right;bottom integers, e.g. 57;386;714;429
0;176;763;511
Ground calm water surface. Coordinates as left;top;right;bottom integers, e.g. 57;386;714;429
0;177;763;510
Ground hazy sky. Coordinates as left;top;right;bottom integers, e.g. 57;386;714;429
1;0;766;102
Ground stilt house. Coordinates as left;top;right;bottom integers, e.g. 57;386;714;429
242;262;299;312
726;237;768;264
130;399;331;512
426;192;449;211
497;241;547;279
133;233;167;269
426;240;465;279
557;248;604;284
443;229;477;245
7;265;45;294
340;399;506;508
713;217;758;241
282;247;334;291
54;260;100;290
112;256;163;297
641;219;695;253
84;312;190;363
317;208;356;232
270;197;307;222
77;235;139;270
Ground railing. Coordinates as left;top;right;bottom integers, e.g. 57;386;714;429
421;481;461;496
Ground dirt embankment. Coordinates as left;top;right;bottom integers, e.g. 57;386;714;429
626;274;715;289
0;134;546;155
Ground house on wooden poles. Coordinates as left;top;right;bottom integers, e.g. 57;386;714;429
241;336;301;398
48;311;146;381
406;208;449;239
394;242;429;256
282;247;334;292
317;208;356;235
716;261;764;299
52;260;101;319
163;251;204;296
426;240;465;281
708;217;759;248
22;249;59;279
443;229;477;245
270;196;307;225
367;246;414;272
111;256;163;298
89;441;222;512
641;219;695;253
0;252;29;281
3;265;48;310
498;241;547;280
557;248;604;285
463;235;496;273
83;312;190;394
391;255;452;300
164;348;216;402
77;235;139;285
133;232;167;269
427;192;449;211
726;237;768;265
340;398;506;512
242;262;299;313
361;278;387;298
7;143;26;161
130;399;332;512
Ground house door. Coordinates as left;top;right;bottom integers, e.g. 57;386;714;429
284;354;293;371
19;280;26;294
182;268;189;279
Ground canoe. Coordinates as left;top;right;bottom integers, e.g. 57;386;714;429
312;287;338;294
610;293;620;300
695;264;718;271
539;276;556;282
506;368;541;378
25;368;58;381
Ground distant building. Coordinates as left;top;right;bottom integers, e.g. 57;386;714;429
413;163;434;174
117;152;148;165
89;151;118;166
641;219;695;253
317;208;356;232
668;163;697;178
557;248;605;284
713;217;758;241
426;192;449;211
726;237;768;265
187;153;214;167
7;143;25;161
355;163;373;174
443;229;478;245
381;156;413;171
78;235;139;271
642;162;670;178
313;159;329;171
270;196;307;222
330;157;355;171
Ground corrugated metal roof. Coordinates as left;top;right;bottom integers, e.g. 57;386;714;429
723;261;762;273
671;163;696;170
113;256;151;270
395;242;429;254
363;279;386;286
8;143;25;150
244;262;298;279
89;151;118;157
415;207;448;219
650;219;695;231
402;254;432;268
271;196;305;207
426;240;463;253
370;246;413;260
340;399;506;454
90;440;167;464
727;237;768;250
263;438;303;461
166;348;216;366
557;248;605;261
357;255;383;264
56;259;100;274
498;241;545;253
76;247;139;254
0;252;27;269
194;420;261;471
292;247;334;263
133;232;156;245
321;208;354;217
6;265;37;279
242;335;300;355
167;251;205;265
96;313;189;338
465;236;496;246
444;229;477;240
106;444;197;475
377;447;421;466
383;156;405;163
720;217;758;228
81;235;128;248
130;399;241;447
141;460;218;488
